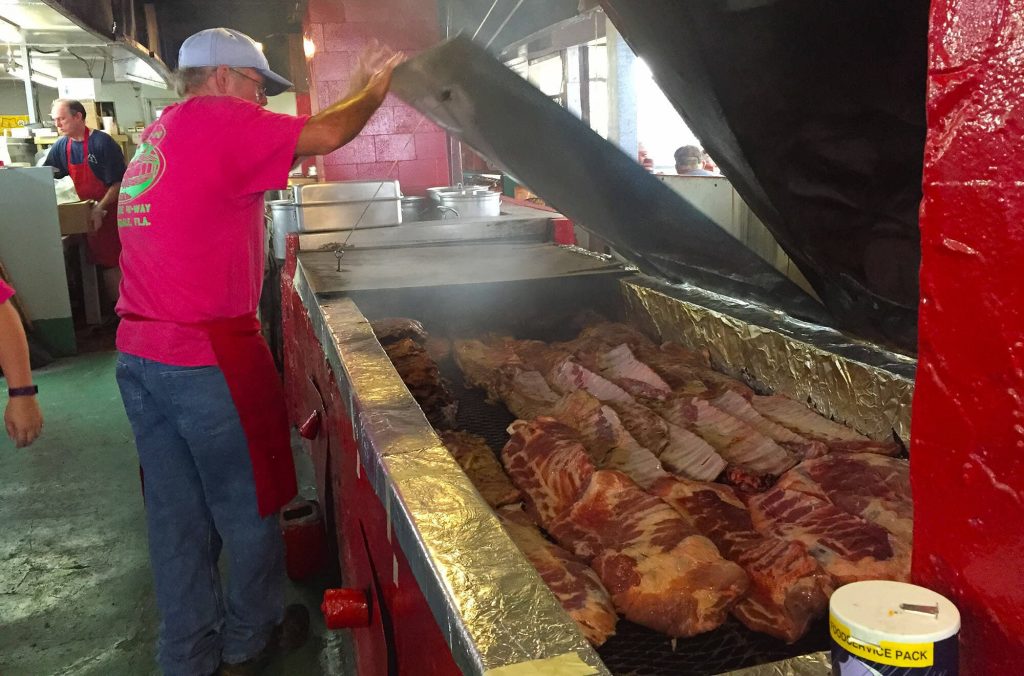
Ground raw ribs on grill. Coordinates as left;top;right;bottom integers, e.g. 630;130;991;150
710;390;828;460
750;394;901;455
438;429;616;646
660;396;799;479
502;418;749;637
775;453;913;543
631;341;753;398
498;504;618;646
453;324;914;640
745;483;911;584
502;338;730;483
547;390;669;488
651;476;832;642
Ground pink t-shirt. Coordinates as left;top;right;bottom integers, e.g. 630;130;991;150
0;279;13;305
115;96;309;366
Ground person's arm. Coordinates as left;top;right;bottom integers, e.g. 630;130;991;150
90;182;121;231
42;140;66;178
0;299;42;448
89;134;127;230
295;45;402;158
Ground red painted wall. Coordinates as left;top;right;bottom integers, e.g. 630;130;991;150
914;1;1024;672
303;0;450;193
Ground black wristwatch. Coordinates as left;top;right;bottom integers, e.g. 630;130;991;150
8;385;38;397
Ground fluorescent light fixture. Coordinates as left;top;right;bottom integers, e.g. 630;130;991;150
114;55;169;89
31;71;57;87
7;66;58;88
123;71;167;89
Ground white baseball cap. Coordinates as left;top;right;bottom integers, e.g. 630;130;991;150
178;27;293;96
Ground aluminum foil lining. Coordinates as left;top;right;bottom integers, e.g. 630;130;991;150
720;652;832;676
621;278;915;444
295;261;608;675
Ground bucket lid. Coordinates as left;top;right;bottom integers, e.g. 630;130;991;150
830;581;961;646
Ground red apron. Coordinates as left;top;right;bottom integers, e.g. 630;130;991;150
126;315;297;517
67;128;121;268
205;314;298;517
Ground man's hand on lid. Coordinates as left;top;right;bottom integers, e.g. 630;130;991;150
346;41;404;101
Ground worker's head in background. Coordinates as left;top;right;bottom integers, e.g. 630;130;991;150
51;99;87;138
174;27;293;106
674;145;703;175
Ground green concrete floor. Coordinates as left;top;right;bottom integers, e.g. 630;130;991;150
0;352;331;675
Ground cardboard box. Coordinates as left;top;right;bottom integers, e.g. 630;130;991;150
57;200;95;235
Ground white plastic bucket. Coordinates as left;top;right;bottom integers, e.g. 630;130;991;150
830;581;960;675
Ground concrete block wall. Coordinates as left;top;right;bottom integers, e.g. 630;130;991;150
303;0;450;193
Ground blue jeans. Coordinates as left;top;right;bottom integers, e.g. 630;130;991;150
116;353;285;676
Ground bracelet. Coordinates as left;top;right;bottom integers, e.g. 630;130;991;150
8;385;38;397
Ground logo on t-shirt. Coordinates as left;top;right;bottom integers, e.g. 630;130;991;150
118;124;166;227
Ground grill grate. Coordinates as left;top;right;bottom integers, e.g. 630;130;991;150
440;360;830;675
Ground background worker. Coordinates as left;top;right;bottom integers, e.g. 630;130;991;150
0;279;42;448
675;144;716;176
114;27;401;676
44;99;127;309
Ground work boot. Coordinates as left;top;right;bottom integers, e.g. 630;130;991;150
217;604;311;675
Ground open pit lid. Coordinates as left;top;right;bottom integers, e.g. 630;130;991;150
393;4;928;353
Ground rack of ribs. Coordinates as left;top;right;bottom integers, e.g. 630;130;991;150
502;418;598;525
774;453;912;542
632;341;751;397
498;504;618;646
546;469;749;637
548;390;669;489
580;343;674;401
660;396;799;477
745;485;911;584
502;419;749;636
710;390;828;460
750;395;901;455
651;476;833;643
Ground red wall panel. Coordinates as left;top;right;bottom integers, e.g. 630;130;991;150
303;0;450;192
914;1;1024;672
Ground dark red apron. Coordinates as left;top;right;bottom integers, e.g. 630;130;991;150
205;314;298;517
128;313;298;517
67;128;121;268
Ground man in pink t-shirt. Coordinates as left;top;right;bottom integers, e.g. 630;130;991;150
114;27;400;676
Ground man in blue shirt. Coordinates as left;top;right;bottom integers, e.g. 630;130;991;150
44;99;127;307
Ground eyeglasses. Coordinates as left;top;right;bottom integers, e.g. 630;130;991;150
229;68;267;101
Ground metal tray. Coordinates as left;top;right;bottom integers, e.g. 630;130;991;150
294;179;401;204
295;199;402;231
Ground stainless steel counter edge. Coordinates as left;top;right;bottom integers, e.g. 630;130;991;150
294;261;610;675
